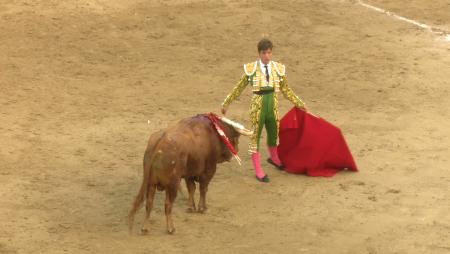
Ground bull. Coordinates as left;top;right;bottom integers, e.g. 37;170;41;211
128;113;251;234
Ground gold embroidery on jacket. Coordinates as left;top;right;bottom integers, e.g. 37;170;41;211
221;60;305;154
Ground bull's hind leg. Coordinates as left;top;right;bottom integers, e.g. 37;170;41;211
140;183;156;234
165;181;178;234
185;177;196;213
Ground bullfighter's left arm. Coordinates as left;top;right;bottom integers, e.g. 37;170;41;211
222;74;249;108
280;77;306;109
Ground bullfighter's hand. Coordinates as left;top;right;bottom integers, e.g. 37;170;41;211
221;106;228;115
297;105;307;111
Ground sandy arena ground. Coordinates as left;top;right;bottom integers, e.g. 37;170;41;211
1;0;449;253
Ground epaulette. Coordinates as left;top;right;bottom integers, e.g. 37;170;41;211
243;61;258;76
273;61;286;76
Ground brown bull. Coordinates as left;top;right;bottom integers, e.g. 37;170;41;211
128;114;248;234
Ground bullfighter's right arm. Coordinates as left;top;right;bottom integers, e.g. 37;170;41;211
221;74;249;108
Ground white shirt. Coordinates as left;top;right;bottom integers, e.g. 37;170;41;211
259;59;272;78
258;59;272;87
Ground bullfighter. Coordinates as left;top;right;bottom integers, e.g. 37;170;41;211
221;38;307;183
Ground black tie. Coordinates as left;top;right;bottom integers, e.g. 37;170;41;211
264;65;270;82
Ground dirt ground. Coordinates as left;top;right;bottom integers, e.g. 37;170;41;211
1;0;449;253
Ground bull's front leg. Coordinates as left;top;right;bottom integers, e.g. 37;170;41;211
198;177;209;213
184;177;196;213
198;166;215;213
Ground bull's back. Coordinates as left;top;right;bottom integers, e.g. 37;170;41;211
166;116;219;175
146;116;220;185
169;116;217;154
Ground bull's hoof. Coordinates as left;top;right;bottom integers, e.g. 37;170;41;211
140;227;149;235
167;228;176;234
186;207;196;213
197;206;207;214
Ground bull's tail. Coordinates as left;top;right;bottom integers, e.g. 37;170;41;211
128;133;164;233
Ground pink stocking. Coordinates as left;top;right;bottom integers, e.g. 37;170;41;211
251;152;266;178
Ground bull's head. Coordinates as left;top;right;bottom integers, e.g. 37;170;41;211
218;116;253;163
218;116;253;136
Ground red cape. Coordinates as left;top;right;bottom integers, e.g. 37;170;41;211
277;107;358;177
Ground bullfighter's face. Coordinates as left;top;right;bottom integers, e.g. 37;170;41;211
259;48;272;65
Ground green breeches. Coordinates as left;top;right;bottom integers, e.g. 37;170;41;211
256;93;278;150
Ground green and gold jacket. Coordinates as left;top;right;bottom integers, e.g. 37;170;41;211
221;60;306;153
222;60;306;109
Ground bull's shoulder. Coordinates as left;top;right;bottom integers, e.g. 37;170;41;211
174;115;213;135
243;61;258;76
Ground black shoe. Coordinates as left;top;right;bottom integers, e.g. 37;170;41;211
267;158;285;170
256;174;270;183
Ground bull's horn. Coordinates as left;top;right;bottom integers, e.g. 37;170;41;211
237;128;253;136
219;116;253;136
